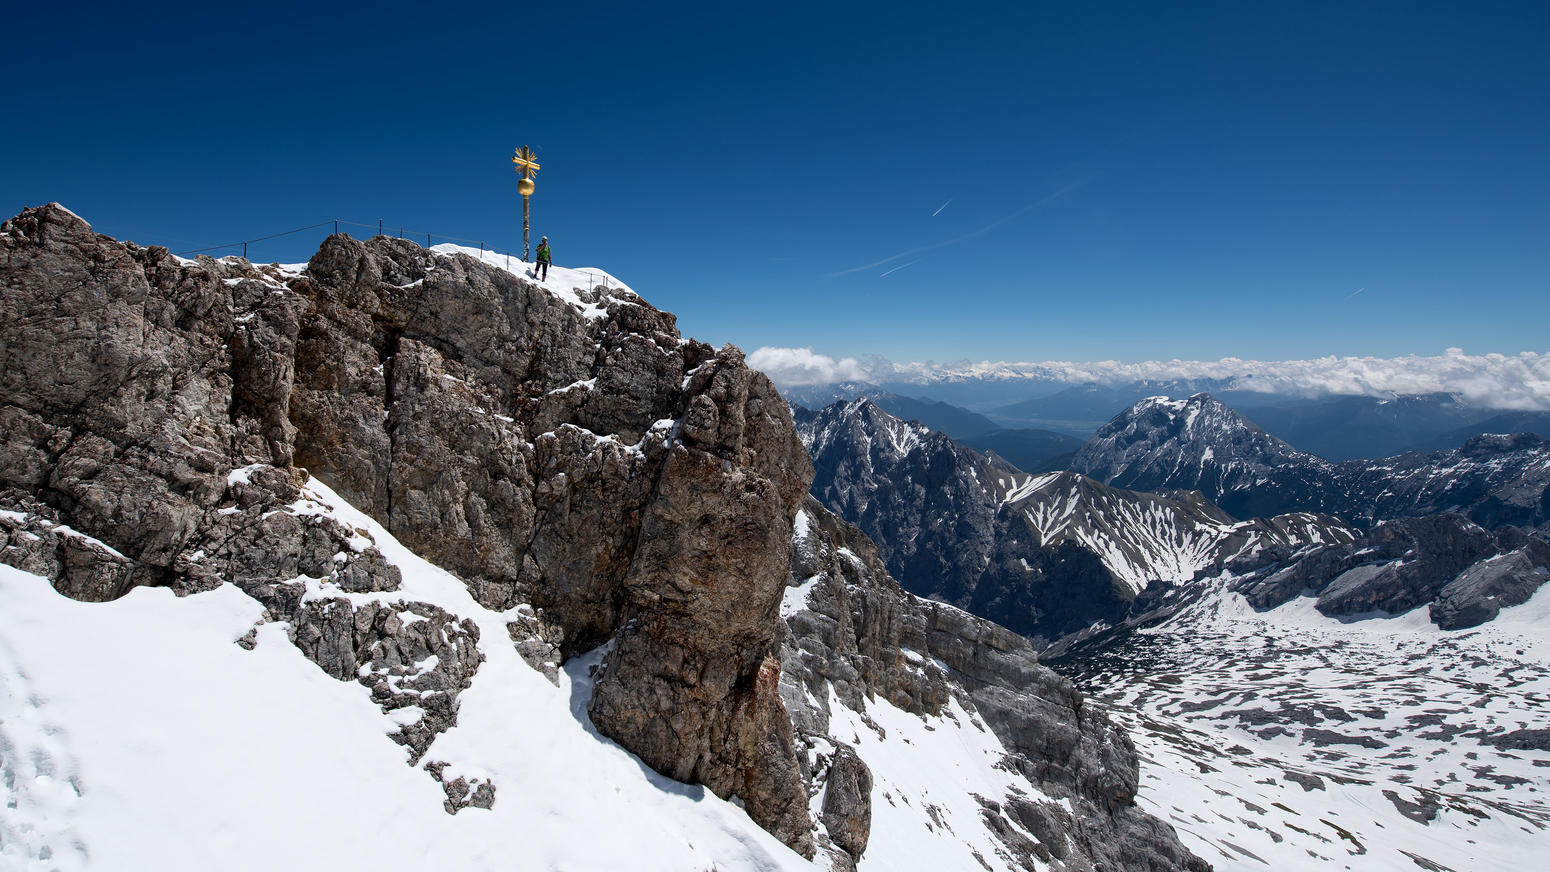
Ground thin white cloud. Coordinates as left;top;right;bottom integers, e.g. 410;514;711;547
829;182;1085;277
747;347;870;387
931;199;952;217
878;260;918;278
757;348;1550;410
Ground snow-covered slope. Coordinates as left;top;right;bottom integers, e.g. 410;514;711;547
778;497;1208;871
1057;578;1550;872
0;474;1211;872
0;477;811;872
999;471;1347;593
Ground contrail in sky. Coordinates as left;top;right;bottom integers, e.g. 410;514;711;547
879;260;919;278
831;181;1088;278
1347;287;1365;298
931;199;951;217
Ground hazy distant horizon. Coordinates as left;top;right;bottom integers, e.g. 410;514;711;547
750;346;1550;411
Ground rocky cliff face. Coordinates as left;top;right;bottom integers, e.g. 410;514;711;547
1232;514;1550;629
0;204;812;851
1073;393;1550;531
780;496;1210;871
0;204;1216;869
1054;514;1550;668
797;399;1350;646
797;399;1011;604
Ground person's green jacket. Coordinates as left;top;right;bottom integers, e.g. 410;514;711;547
536;243;552;263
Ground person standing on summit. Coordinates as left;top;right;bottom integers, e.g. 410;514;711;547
534;236;551;281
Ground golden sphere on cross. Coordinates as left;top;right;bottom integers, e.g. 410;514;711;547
517;178;535;196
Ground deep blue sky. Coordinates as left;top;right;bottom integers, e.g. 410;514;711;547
5;1;1546;365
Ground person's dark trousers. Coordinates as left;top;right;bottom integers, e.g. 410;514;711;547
536;260;549;280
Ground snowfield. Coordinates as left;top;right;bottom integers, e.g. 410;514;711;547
430;242;640;322
1064;580;1550;872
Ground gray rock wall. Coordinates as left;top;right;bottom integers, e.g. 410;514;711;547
781;496;1211;870
1231;514;1550;629
1;204;1211;867
0;204;813;852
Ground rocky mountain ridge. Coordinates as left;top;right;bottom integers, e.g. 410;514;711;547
0;204;1205;870
1073;392;1550;531
796;398;1351;645
0;202;817;848
780;495;1207;871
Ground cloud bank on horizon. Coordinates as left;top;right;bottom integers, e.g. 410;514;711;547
746;347;873;386
747;346;1550;410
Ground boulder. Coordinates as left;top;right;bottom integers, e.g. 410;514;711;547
1431;550;1550;629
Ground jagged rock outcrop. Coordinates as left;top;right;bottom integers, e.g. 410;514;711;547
586;358;816;852
1225;514;1550;628
796;399;1350;647
1073;393;1550;532
1431;547;1550;629
0;204;812;852
818;744;872;862
2;204;1220;867
1047;514;1550;672
1312;515;1500;616
781;495;1211;871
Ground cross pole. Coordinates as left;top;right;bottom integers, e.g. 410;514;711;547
511;146;541;261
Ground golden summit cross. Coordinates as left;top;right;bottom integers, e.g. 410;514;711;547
512;145;542;261
511;146;541;180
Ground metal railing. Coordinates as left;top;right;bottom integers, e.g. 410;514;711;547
175;219;504;261
175;219;617;292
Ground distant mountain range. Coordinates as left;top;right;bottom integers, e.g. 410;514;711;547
785;379;1550;460
987;380;1241;433
1227;392;1550;460
1071;393;1550;532
794;399;1349;644
790;390;1550;870
786;387;1082;473
1407;408;1550;453
797;392;1550;642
